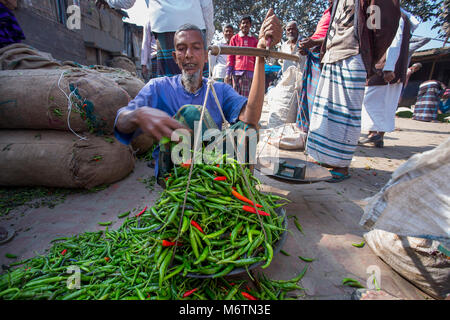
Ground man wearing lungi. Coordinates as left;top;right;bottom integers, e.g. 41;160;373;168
225;16;259;97
297;0;333;133
359;9;419;148
305;0;400;182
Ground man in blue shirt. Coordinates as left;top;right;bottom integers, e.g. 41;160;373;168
114;10;281;184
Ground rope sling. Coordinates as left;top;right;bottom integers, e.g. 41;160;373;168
171;47;269;262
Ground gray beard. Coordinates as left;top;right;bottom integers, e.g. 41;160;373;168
287;35;296;41
181;69;202;93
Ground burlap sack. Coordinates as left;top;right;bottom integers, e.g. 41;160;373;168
365;230;450;300
0;43;62;70
0;68;131;135
107;56;137;76
87;65;145;99
0;130;135;189
131;133;155;156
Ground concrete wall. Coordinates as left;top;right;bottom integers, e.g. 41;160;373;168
13;0;131;66
14;0;86;64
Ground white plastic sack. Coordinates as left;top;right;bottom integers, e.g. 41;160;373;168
264;123;307;150
265;66;299;128
360;138;450;239
364;230;450;300
360;138;450;299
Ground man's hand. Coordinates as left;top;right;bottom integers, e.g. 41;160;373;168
299;48;308;56
95;0;109;9
224;76;232;85
298;38;323;49
258;8;282;49
383;71;395;84
136;108;188;142
117;107;188;142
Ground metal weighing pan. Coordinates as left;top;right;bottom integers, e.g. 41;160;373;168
256;156;332;183
186;207;288;278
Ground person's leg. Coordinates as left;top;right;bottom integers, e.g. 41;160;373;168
306;55;367;182
154;32;181;77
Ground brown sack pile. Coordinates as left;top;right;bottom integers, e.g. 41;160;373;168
0;68;131;135
0;46;139;188
0;43;62;70
0;130;135;189
85;65;145;99
107;55;137;76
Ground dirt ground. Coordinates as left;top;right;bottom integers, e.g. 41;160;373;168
0;117;448;300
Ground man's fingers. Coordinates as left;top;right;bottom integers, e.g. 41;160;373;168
264;8;274;20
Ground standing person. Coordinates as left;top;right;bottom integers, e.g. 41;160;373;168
97;0;214;78
0;0;25;49
141;19;157;82
210;24;234;82
296;1;333;132
114;10;282;185
279;21;305;75
305;0;400;182
225;15;258;97
413;80;447;122
359;10;417;148
149;0;214;78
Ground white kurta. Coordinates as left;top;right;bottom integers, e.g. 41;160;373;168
361;83;403;132
361;15;405;132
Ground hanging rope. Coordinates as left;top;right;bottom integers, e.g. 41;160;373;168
171;48;271;264
57;71;87;141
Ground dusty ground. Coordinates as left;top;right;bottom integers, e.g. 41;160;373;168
0;117;448;300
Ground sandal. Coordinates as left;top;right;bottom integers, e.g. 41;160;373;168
0;226;15;245
358;134;383;146
326;170;351;183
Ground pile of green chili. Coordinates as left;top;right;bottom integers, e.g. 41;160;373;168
0;158;306;300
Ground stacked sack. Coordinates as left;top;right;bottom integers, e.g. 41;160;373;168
0;44;149;189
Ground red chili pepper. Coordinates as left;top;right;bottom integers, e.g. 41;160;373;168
241;292;258;300
190;220;204;234
216;164;220;168
213;176;227;181
135;205;148;217
182;288;198;298
104;257;110;262
61;249;67;256
162;240;182;247
181;159;192;168
242;205;270;216
231;189;263;208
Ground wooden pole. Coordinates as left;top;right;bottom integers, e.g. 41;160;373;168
208;45;300;62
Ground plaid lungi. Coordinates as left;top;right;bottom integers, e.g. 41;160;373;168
0;3;25;48
232;72;253;97
306;54;367;168
297;49;322;133
157;105;258;186
413;81;443;122
154;31;209;78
